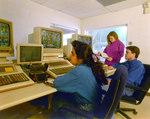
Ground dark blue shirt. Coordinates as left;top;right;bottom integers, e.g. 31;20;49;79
112;59;145;86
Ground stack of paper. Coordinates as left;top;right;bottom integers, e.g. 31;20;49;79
101;52;109;59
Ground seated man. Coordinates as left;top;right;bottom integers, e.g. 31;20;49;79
108;46;145;96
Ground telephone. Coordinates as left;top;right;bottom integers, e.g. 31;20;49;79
29;63;48;83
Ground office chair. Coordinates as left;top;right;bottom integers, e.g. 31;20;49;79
116;64;150;119
51;65;128;119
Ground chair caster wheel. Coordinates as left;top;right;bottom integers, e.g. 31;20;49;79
133;110;137;115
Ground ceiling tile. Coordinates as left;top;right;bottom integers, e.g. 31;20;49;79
76;7;110;19
61;0;104;15
30;0;148;19
42;0;84;10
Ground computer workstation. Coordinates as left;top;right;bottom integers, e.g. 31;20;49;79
29;26;75;78
0;18;116;112
0;18;34;93
0;24;74;111
0;43;57;111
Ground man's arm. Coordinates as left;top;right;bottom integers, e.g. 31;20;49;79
108;62;120;70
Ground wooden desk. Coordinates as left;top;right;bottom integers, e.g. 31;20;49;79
0;83;57;111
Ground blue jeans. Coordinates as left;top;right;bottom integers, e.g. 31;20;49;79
102;78;134;96
51;92;98;119
52;92;83;119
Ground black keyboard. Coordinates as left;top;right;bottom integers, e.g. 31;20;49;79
49;66;74;75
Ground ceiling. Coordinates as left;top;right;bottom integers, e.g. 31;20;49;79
30;0;148;19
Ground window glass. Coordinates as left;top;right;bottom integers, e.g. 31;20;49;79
87;25;127;62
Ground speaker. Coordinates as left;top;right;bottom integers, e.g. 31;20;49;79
143;2;150;14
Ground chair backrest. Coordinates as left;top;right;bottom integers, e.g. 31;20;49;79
95;65;128;119
132;64;150;103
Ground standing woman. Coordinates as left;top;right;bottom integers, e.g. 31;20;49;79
98;31;125;66
51;40;108;119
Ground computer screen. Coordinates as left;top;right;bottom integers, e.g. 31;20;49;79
17;43;43;64
78;36;92;47
0;18;14;60
29;26;63;58
72;34;93;48
42;29;61;48
63;34;93;58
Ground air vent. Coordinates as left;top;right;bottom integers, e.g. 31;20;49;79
97;0;126;6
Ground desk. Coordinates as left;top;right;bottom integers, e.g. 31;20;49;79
105;69;116;77
0;69;115;111
0;83;57;111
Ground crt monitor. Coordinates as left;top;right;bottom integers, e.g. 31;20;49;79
0;18;14;61
72;34;93;48
17;43;43;64
29;26;63;58
64;34;93;58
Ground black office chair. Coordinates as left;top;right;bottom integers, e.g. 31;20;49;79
116;64;150;119
51;65;128;119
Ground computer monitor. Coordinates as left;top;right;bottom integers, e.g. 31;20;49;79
29;26;63;59
17;43;43;64
64;34;93;58
72;34;93;48
0;18;14;61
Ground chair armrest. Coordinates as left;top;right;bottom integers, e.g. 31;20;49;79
59;104;95;119
125;84;147;92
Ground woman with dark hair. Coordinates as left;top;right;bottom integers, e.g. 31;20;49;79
51;40;107;119
98;31;125;66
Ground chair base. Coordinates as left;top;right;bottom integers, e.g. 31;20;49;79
121;108;137;115
116;108;137;119
116;109;131;119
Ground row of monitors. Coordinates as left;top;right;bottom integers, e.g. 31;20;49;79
0;18;93;61
29;26;93;58
17;37;92;64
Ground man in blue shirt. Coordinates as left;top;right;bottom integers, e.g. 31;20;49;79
108;46;145;96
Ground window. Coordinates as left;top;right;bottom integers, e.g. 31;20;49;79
50;24;77;45
87;25;127;62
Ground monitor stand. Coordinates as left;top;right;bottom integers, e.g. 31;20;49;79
43;53;64;62
0;57;13;64
43;56;64;62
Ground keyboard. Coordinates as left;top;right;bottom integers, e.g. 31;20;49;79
49;66;74;75
0;72;34;92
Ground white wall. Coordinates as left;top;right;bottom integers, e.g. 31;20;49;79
1;0;150;64
0;0;81;59
81;5;150;64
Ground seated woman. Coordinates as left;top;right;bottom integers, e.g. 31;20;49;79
51;40;108;119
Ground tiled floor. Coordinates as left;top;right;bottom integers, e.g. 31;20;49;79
0;95;150;119
0;103;39;119
115;95;150;119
